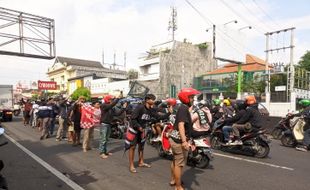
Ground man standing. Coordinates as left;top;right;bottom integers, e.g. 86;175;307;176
99;93;125;159
126;94;172;173
169;88;200;190
56;98;69;141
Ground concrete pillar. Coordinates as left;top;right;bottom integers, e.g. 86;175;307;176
290;91;296;112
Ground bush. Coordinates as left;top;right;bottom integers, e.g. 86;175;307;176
71;87;91;101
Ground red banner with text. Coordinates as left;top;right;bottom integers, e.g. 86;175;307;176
38;80;57;90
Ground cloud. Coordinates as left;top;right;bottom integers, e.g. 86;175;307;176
0;0;309;86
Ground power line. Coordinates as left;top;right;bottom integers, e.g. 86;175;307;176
238;0;275;31
251;0;281;28
184;0;253;55
219;0;266;34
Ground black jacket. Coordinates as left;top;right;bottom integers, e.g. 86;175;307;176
100;98;125;124
224;109;246;126
236;104;263;128
130;104;170;130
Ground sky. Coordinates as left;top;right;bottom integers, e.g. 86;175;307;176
0;0;310;87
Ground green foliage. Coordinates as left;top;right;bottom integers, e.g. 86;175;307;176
128;69;139;79
71;87;91;101
298;51;310;71
197;42;208;49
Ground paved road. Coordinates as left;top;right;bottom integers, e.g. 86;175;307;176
1;117;310;190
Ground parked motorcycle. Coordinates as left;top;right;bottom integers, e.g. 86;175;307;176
158;118;213;169
13;104;21;117
110;118;128;139
211;124;271;158
0;127;8;190
281;116;306;148
271;114;299;139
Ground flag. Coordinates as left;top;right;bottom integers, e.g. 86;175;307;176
80;103;95;129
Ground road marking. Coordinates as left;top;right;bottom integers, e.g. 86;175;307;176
4;133;85;190
213;152;294;171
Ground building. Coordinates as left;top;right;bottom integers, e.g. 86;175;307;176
194;54;270;100
137;40;216;99
47;56;127;94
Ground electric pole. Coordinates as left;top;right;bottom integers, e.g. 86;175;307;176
168;6;177;41
265;27;295;107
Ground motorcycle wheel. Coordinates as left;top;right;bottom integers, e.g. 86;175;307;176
271;127;283;140
210;135;222;150
254;141;270;158
13;110;20;116
158;144;165;157
280;135;296;147
194;154;210;169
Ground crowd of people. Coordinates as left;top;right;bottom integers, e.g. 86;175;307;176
16;87;310;190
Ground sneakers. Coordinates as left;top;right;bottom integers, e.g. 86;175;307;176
151;136;161;142
296;146;308;152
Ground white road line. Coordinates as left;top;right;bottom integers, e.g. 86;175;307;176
4;133;85;190
213;152;294;171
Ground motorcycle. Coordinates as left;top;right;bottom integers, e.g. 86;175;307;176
271;114;299;140
211;123;271;158
281;116;306;148
158;117;213;169
110;118;128;139
0;127;8;190
13;104;21;117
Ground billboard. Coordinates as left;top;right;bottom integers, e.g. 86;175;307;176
38;80;57;90
215;25;247;63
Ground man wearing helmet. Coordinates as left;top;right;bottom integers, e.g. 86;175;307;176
290;99;310;152
222;99;247;145
169;88;200;190
231;95;263;145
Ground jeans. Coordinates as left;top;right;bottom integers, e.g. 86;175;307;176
49;117;56;135
303;128;310;147
222;125;233;141
99;123;111;155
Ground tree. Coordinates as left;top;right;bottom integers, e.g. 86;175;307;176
298;51;310;71
128;69;139;79
71;87;91;101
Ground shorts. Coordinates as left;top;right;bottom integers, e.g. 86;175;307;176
169;138;188;167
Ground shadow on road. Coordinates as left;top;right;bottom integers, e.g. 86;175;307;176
182;167;205;190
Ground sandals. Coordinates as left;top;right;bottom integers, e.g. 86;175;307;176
100;154;108;159
129;168;137;173
138;163;151;168
169;181;184;186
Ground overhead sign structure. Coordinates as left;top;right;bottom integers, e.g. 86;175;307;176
38;80;57;90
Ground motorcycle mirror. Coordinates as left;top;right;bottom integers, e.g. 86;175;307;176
0;128;4;136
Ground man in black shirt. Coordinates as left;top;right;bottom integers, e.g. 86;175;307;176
169;88;200;190
127;94;172;173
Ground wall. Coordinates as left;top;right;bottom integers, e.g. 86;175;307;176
261;102;292;117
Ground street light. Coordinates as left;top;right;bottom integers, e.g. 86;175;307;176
238;26;252;31
223;20;238;26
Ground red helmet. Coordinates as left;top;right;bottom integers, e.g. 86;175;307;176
166;98;177;106
178;88;200;104
103;95;115;104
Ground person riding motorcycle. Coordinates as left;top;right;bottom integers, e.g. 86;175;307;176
222;99;247;144
231;95;263;145
152;98;177;142
290;99;310;152
222;98;234;118
191;100;212;138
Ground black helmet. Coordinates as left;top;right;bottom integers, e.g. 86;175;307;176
235;100;247;110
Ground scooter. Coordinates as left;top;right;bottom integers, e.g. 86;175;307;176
271;114;299;139
0;127;8;190
211;123;271;158
158;118;213;169
110;118;128;139
281;116;306;148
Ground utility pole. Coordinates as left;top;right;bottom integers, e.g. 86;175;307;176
168;6;177;41
265;27;295;109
